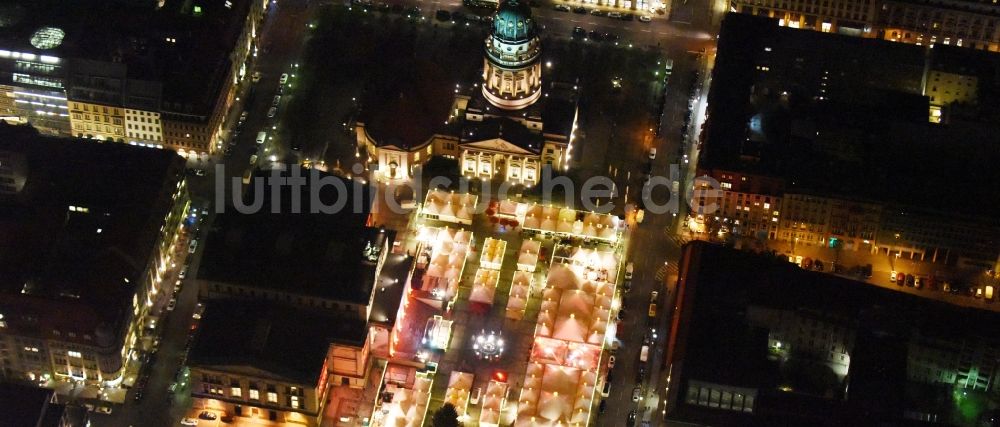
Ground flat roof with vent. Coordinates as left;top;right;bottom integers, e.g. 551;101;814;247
188;299;367;385
196;167;391;305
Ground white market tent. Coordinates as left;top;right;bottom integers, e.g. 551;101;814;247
374;369;434;427
513;246;620;427
480;237;507;270
470;268;500;305
479;379;509;427
444;372;474;418
520;204;622;242
517;239;541;272
505;270;533;320
415;226;473;302
421;189;477;225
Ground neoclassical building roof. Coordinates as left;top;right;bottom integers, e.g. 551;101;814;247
361;60;453;151
491;0;536;43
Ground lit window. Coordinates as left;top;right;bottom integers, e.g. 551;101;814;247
249;389;260;400
720;182;732;189
267;392;278;403
291;395;300;409
68;351;82;358
231;387;242;397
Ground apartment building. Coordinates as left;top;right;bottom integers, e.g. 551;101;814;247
189;301;369;426
0;124;188;391
0;0;267;157
730;0;1000;51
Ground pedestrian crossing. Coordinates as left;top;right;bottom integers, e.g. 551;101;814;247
654;262;678;281
663;230;689;247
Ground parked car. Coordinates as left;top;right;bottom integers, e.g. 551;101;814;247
188;240;198;253
632;385;643;401
553;4;571;11
167;298;177;311
181;419;199;426
890;270;898;282
179;265;188;279
639;15;652;22
650;290;659;302
199;411;218;420
625;262;634;280
896;273;906;286
590;8;606;16
607;355;616;368
267;106;277;118
572;6;588;13
626;410;637;427
608;12;623;19
279;73;288;84
572;26;586;39
905;274;915;287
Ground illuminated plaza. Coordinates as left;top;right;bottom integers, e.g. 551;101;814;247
367;186;625;427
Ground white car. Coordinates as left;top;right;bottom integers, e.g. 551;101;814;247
608;11;622;19
180;418;199;426
188;240;198;254
179;265;188;279
624;262;634;280
95;406;112;414
632;385;642;401
167;298;177;312
638;15;652;22
649;147;657;159
279;73;289;84
267;107;277;118
607;355;616;369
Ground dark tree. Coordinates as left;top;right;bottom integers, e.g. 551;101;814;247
431;403;460;427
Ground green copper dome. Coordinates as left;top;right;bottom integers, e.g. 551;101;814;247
492;0;535;42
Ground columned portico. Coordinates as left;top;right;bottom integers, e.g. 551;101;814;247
461;147;540;184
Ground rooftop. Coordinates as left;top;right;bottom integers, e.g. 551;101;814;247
669;241;1000;425
0;0;253;115
461;116;544;154
464;81;578;142
197;167;392;305
362;59;454;150
0;122;185;345
189;300;368;384
702;13;1000;219
0;383;56;427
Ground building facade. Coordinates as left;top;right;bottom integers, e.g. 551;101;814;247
0;127;189;394
0;0;267;158
358;0;577;185
731;0;1000;51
